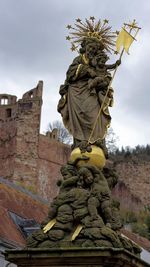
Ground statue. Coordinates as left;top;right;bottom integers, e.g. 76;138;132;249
27;162;140;254
27;18;141;257
57;20;120;152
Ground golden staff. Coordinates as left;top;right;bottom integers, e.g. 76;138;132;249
88;20;141;144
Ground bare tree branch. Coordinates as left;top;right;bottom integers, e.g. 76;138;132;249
47;120;72;144
106;127;119;153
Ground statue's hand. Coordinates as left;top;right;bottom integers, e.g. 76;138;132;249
88;77;105;90
79;65;96;78
87;68;97;78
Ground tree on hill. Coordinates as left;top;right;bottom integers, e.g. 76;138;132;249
106;127;119;154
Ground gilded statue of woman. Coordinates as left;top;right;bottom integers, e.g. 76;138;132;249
57;19;120;152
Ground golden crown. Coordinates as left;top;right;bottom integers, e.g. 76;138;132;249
66;17;117;53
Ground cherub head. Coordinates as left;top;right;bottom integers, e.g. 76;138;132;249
78;166;94;188
96;52;109;67
60;164;77;180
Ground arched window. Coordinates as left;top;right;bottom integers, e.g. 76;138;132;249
1;97;8;105
29;91;33;98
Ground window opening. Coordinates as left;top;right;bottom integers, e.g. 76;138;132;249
29;91;33;98
6;108;12;118
1;97;8;105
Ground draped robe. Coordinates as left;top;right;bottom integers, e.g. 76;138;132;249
58;55;112;144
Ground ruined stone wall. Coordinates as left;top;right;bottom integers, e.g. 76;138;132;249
0;82;70;201
37;135;70;201
113;161;150;208
13;81;43;192
0;94;17;179
112;180;143;212
0;82;43;191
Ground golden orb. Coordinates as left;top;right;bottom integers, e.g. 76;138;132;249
70;145;106;168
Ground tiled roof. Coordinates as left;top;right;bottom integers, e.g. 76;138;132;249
0;178;49;246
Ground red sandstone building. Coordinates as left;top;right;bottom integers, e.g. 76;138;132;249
0;81;70;266
0;81;70;202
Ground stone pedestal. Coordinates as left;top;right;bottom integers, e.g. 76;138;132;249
5;247;150;267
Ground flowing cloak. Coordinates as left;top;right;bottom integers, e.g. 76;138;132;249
58;56;112;143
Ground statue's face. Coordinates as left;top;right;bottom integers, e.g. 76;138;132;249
98;55;109;64
85;43;98;59
61;169;70;180
83;170;94;185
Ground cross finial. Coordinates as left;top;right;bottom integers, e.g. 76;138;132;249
124;20;141;30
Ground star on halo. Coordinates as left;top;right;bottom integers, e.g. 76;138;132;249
90;16;95;22
66;36;71;41
66;24;72;29
71;44;76;51
103;19;109;24
76;18;82;23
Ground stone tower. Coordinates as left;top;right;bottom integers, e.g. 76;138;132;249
0;93;17;179
0;81;43;191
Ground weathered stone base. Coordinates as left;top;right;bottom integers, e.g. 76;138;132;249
5;247;150;267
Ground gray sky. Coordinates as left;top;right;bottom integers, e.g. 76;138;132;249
0;0;149;148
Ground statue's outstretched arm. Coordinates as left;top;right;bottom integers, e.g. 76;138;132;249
106;59;121;70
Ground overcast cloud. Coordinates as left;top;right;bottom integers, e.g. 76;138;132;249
0;0;149;148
